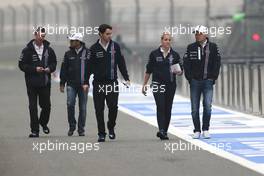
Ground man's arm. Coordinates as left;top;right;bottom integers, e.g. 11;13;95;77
87;46;95;82
117;45;130;81
183;46;192;82
60;53;68;87
84;49;91;86
18;48;37;73
212;44;221;80
46;48;57;73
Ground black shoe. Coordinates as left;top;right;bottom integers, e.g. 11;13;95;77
163;132;169;140
156;131;162;138
109;129;116;140
29;133;39;138
98;134;106;142
42;126;50;134
79;132;85;136
157;131;169;140
68;130;74;136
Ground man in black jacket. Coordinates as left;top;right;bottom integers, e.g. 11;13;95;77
18;27;57;138
89;24;130;142
183;25;221;139
60;33;90;137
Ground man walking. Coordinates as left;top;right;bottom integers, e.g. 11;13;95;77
89;24;130;142
19;27;57;138
60;33;90;136
183;25;221;139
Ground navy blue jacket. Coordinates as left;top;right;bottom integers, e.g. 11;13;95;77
18;40;57;87
89;40;129;83
60;44;91;87
146;47;182;84
183;40;221;82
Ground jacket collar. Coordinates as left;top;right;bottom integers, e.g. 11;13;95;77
97;39;113;51
27;39;50;50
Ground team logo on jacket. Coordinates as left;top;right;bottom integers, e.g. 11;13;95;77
190;51;198;60
96;51;104;58
32;54;39;61
156;57;163;62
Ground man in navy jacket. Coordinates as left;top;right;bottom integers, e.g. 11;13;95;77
183;25;221;139
60;33;90;137
89;24;130;142
19;27;57;138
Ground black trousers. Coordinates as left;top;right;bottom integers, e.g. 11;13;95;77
153;82;176;132
93;81;119;136
26;84;51;133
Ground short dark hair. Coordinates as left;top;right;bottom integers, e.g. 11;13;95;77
98;24;112;34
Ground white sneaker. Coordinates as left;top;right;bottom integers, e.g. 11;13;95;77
202;131;211;139
192;132;201;139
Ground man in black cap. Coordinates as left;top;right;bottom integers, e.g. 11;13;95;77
19;27;57;138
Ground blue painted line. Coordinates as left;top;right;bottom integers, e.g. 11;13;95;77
120;102;231;116
201;133;264;163
119;100;264;164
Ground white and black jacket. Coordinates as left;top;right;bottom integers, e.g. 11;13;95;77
183;39;221;83
60;44;91;87
18;39;57;87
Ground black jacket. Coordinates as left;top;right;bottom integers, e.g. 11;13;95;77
146;47;182;84
89;40;129;83
183;39;221;82
18;39;57;87
60;44;90;87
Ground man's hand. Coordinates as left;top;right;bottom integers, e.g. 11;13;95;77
175;70;183;75
44;67;50;73
123;80;131;88
125;80;131;86
142;84;147;96
82;84;89;92
60;85;65;93
36;67;44;73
